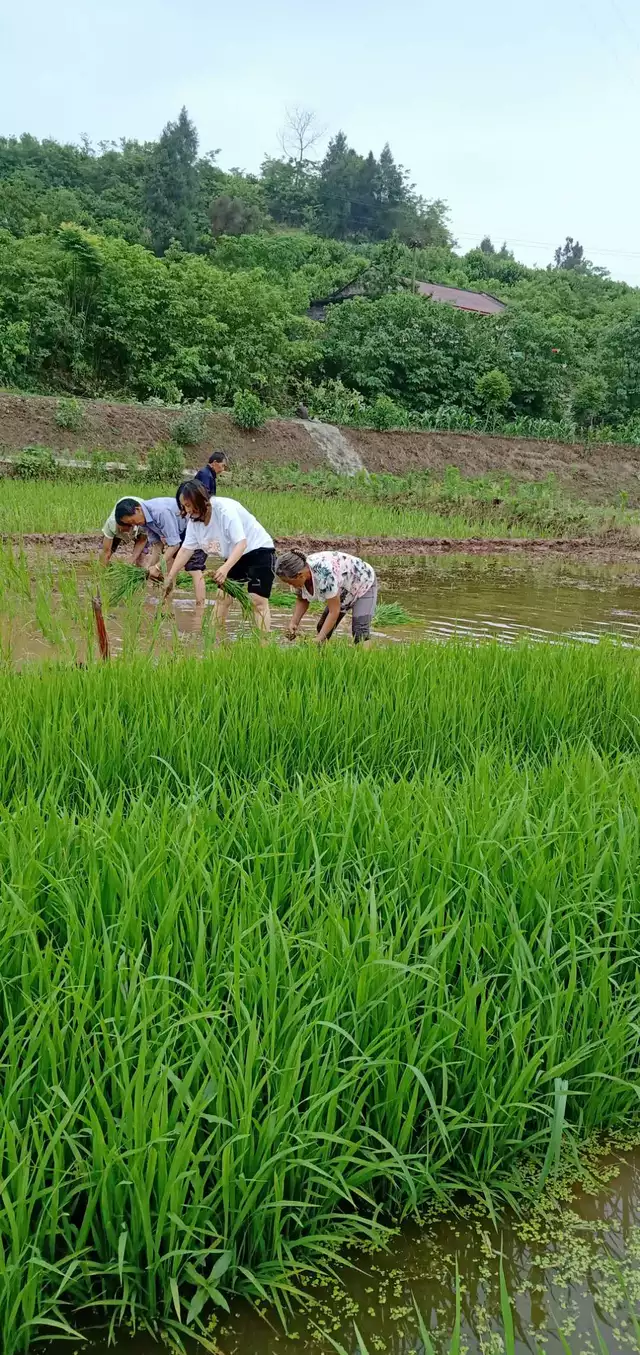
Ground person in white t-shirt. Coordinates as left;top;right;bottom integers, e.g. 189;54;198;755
275;548;378;645
163;479;275;632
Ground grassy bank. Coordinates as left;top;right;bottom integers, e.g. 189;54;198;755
0;468;634;540
2;645;640;1350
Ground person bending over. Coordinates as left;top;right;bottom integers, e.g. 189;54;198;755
114;496;206;604
163;480;275;633
173;452;230;600
275;549;378;645
100;495;148;566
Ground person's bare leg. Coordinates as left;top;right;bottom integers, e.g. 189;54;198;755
193;571;206;606
251;593;271;634
215;591;232;636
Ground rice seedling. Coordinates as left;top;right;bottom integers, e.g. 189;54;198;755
0;478;614;542
1;641;640;1350
104;560;149;604
374;601;415;626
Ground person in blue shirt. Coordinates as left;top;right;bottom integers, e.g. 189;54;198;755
194;450;229;497
114;495;206;604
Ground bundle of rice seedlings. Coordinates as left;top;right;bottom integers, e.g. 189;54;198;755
375;602;415;626
105;563;148;605
176;569;254;617
219;577;254;617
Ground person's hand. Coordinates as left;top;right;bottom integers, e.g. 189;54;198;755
284;626;298;642
147;564;163;582
214;565;229;586
162;578;175;602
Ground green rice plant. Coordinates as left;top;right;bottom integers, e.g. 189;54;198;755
1;643;640;1349
374;601;415;626
104;561;148;604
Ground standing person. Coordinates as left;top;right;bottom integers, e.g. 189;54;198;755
275;549;378;645
100;495;148;566
163;480;275;633
194;450;229;496
113;496;206;604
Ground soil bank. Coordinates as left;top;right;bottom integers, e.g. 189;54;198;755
3;393;640;504
12;530;640;566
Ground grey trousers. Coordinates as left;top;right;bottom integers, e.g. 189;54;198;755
316;581;378;643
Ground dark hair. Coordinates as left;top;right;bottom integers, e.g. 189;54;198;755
178;478;211;516
208;450;228;466
115;497;141;525
176;480;190;511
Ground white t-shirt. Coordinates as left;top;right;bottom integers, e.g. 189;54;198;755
183;496;273;560
301;552;376;610
102;496;144;541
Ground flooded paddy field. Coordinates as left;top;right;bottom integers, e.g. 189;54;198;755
50;1139;640;1354
4;549;640;663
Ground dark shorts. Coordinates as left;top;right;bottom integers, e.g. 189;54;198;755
226;547;275;599
183;548;207;572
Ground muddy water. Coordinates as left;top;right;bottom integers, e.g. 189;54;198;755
53;1141;640;1354
8;554;640;665
372;554;640;646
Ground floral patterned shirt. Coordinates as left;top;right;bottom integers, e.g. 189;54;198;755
300;552;376;610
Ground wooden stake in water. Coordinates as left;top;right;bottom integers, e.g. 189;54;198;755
92;593;110;660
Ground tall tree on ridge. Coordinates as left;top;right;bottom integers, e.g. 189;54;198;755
144;108;198;256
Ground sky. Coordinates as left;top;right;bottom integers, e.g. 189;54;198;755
2;0;639;281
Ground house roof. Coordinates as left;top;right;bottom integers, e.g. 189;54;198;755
416;282;506;314
306;278;506;321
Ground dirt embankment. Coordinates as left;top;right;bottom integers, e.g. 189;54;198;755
15;531;640;567
3;393;640;504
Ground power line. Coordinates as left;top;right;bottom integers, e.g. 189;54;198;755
453;229;640;262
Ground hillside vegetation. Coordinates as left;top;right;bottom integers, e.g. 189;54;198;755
2;111;640;442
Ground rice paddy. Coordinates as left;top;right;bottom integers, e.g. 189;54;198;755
1;635;640;1350
2;510;640;1353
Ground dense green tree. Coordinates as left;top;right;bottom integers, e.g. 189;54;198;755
144;108;199;255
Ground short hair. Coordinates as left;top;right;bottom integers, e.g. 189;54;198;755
178;479;211;516
208;450;228;466
275;549;308;581
115;497;141;525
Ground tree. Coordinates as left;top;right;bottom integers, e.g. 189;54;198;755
277;107;325;168
475;368;511;419
209;193;265;238
480;236;496;254
571;375;607;429
144;108;199;255
553;236;609;278
554;236;586;270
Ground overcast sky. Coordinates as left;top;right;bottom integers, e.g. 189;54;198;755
2;0;639;280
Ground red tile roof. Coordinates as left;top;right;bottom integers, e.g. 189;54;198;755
416;282;506;314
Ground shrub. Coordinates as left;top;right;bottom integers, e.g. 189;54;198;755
232;389;266;429
572;375;607;429
145;443;185;482
55;397;84;431
369;394;405;431
172;403;207;446
475;369;512;416
13;445;58;479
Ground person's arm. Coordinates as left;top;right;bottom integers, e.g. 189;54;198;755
315;594;342;643
147;542;179;581
100;536;114;566
214;537;246;586
163;545;194;597
131;533;148;565
285;596;309;641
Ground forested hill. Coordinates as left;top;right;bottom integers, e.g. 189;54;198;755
1;108;640;442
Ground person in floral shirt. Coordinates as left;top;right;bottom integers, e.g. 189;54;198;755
275;549;378;644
